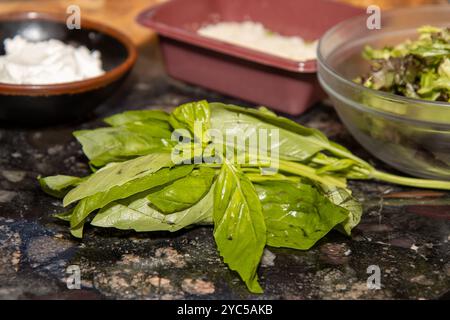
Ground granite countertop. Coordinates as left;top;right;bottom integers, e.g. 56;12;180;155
0;45;449;300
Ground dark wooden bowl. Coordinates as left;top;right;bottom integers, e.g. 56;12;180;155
0;11;138;125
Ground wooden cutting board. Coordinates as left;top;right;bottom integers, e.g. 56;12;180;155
0;0;165;46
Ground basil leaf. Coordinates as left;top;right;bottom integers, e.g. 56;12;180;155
213;103;328;140
169;100;211;144
255;181;348;250
311;153;369;179
210;105;319;162
74;127;172;167
64;152;174;206
104;110;170;126
53;210;73;222
213;161;266;293
147;167;216;214
316;159;357;175
122;119;172;137
39;175;84;198
210;102;370;166
69;164;194;237
322;186;363;236
91;182;215;232
70;223;84;238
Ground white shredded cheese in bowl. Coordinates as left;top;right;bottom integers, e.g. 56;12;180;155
197;21;317;62
0;35;105;85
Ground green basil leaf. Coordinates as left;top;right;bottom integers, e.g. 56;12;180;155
213;161;266;293
122;119;172;137
70;223;84;238
104;110;170;126
311;153;368;179
64;153;174;206
53;209;73;222
255;181;348;250
210;105;320;162
147;167;216;214
322;186;363;236
210;102;370;166
39;175;84;198
169;100;211;144
213;103;328;139
68;164;194;237
91;182;215;232
74;127;173;167
316;159;357;175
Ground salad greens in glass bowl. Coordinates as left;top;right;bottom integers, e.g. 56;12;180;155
355;26;450;102
318;5;450;180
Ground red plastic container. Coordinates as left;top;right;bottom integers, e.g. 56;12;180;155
137;0;363;115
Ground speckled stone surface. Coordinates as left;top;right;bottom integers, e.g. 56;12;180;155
0;44;449;300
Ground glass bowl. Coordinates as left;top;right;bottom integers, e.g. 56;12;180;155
317;5;450;180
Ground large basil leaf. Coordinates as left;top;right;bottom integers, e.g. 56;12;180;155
64;153;174;206
121;119;172;137
255;181;348;250
169;100;211;144
91;182;215;232
104;109;170;126
213;161;266;293
68;165;194;237
147;167;216;214
212;103;328;140
322;186;363;236
74;127;172;167
210;105;324;162
39;175;85;198
210;102;370;166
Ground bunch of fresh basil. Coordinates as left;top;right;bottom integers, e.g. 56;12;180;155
39;101;450;293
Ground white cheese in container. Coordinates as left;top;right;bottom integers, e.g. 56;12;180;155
197;21;317;62
0;35;105;85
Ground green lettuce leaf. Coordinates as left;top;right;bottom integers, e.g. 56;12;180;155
358;26;450;102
